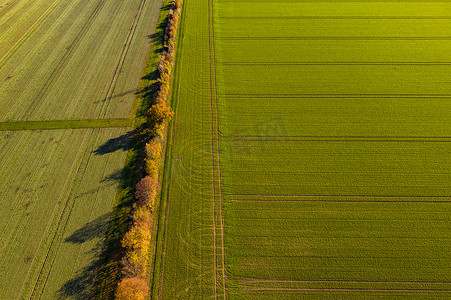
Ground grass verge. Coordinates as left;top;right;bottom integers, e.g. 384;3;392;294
90;1;171;298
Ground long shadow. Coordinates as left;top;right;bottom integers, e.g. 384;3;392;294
57;214;111;299
93;131;132;155
58;2;174;298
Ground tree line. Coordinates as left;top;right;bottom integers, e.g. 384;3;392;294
115;1;181;299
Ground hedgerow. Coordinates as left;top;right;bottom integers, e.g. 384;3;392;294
115;0;182;298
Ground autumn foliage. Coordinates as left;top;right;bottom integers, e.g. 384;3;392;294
115;277;149;300
134;176;159;208
115;2;182;299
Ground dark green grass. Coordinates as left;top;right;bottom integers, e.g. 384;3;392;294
0;118;133;131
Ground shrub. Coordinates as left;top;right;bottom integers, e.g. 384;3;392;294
135;176;159;207
146;138;162;160
158;84;169;100
157;56;166;74
164;52;174;64
132;205;152;228
121;222;151;251
115;277;149;300
147;102;174;127
145;158;159;179
120;252;148;279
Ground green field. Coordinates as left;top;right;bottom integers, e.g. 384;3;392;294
154;0;451;299
0;0;163;298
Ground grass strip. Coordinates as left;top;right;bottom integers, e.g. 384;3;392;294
0;118;133;131
90;1;171;298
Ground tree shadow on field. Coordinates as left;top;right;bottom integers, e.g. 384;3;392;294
93;131;132;155
57;213;112;299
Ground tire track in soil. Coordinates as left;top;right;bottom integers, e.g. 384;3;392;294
229;137;451;143
97;0;148;120
20;0;109;121
207;0;227;298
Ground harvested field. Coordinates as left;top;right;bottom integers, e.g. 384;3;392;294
0;0;163;298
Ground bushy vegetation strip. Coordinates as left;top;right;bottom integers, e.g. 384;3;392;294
115;1;181;299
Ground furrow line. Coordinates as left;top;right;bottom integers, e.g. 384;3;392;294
240;278;451;285
220;37;451;41
224;94;451;98
0;0;22;19
222;62;451;66
218;16;451;20
242;287;451;292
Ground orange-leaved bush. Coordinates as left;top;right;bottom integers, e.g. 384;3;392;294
145;138;162;160
115;277;149;300
147;102;174;128
121;222;151;251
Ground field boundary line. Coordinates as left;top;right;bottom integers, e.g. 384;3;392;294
224;94;451;99
229;137;451;143
242;287;451;292
228;194;451;203
0;118;133;131
223;62;451;66
208;0;227;297
220;37;451;41
240;278;451;285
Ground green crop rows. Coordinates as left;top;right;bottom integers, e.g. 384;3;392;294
0;0;163;298
154;0;451;299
